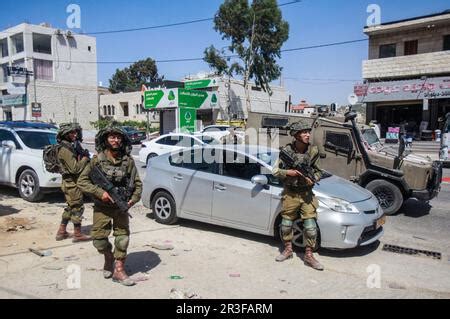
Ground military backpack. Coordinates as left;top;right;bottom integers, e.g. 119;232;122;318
43;144;63;173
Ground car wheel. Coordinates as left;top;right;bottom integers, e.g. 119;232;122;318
146;153;158;166
279;219;320;251
18;169;44;202
151;191;178;225
366;179;403;215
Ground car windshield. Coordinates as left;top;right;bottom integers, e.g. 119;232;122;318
204;126;228;132
16;131;57;149
197;136;219;145
362;129;381;146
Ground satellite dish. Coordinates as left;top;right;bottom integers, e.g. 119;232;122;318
348;94;358;106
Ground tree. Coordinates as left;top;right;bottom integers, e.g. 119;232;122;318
109;58;164;93
204;0;289;97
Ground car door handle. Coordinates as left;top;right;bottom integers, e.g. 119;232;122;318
173;174;183;181
214;184;227;191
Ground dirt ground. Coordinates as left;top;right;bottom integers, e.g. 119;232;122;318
0;184;450;299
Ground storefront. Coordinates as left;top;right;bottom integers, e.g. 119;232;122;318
0;94;27;121
143;87;219;134
355;76;450;138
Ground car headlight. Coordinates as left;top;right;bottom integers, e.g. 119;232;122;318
317;196;360;214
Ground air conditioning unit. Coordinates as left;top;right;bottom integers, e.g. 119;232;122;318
66;30;74;38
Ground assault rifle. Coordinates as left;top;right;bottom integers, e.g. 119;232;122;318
279;149;319;185
89;165;136;217
74;140;90;160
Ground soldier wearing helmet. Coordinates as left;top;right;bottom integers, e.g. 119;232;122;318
272;119;324;270
55;123;91;242
78;124;142;286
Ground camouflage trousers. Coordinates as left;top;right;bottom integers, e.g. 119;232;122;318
91;206;130;259
61;184;84;225
279;189;319;248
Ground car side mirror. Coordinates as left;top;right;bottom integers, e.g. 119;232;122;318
1;140;16;150
251;175;268;185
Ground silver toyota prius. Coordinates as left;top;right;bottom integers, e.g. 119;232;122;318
142;145;385;249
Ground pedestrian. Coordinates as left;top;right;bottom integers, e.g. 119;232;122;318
55;123;91;242
78;125;142;286
272;120;324;270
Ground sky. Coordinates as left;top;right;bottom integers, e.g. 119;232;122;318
1;0;449;105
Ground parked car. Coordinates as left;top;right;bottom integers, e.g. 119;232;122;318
0;124;61;201
122;126;147;144
198;125;245;143
138;133;219;165
142;145;385;250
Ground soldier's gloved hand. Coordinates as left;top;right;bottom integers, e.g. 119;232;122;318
286;170;302;177
101;192;115;203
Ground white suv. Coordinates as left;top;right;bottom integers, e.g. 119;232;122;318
0;125;61;201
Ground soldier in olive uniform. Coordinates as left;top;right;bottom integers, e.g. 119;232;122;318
78;125;142;286
55;123;91;242
272;120;324;270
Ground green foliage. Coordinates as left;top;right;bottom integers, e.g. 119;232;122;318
90;118;159;133
204;0;289;93
109;58;164;93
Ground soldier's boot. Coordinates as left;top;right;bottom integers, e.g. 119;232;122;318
55;224;72;241
103;250;114;279
276;241;293;262
112;259;135;286
304;247;324;271
72;224;92;243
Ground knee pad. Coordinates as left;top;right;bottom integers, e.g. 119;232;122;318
114;235;130;252
71;207;85;217
303;218;317;239
93;238;111;253
280;219;293;236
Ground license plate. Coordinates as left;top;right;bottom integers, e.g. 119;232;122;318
376;215;386;229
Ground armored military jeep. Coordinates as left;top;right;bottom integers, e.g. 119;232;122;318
247;110;443;215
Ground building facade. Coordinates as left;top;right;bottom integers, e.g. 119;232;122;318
355;10;450;138
0;23;98;128
101;76;291;134
99;90;160;125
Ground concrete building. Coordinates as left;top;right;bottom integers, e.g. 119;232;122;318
355;10;450;138
102;76;290;134
0;23;98;128
99;90;160;125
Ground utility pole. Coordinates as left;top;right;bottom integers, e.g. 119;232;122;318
244;13;256;122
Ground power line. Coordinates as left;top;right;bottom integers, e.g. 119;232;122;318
0;1;301;35
281;38;368;52
84;18;214;35
84;0;301;35
48;37;368;65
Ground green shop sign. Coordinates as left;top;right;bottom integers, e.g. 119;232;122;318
144;89;218;109
0;94;27;106
178;107;197;133
184;78;219;90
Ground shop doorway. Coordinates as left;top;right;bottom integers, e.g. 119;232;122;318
3;110;12;121
376;103;422;138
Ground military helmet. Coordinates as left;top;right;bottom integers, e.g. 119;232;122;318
57;123;83;142
95;124;132;154
289;120;312;136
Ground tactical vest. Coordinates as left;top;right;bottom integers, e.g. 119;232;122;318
280;143;319;191
96;152;131;188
